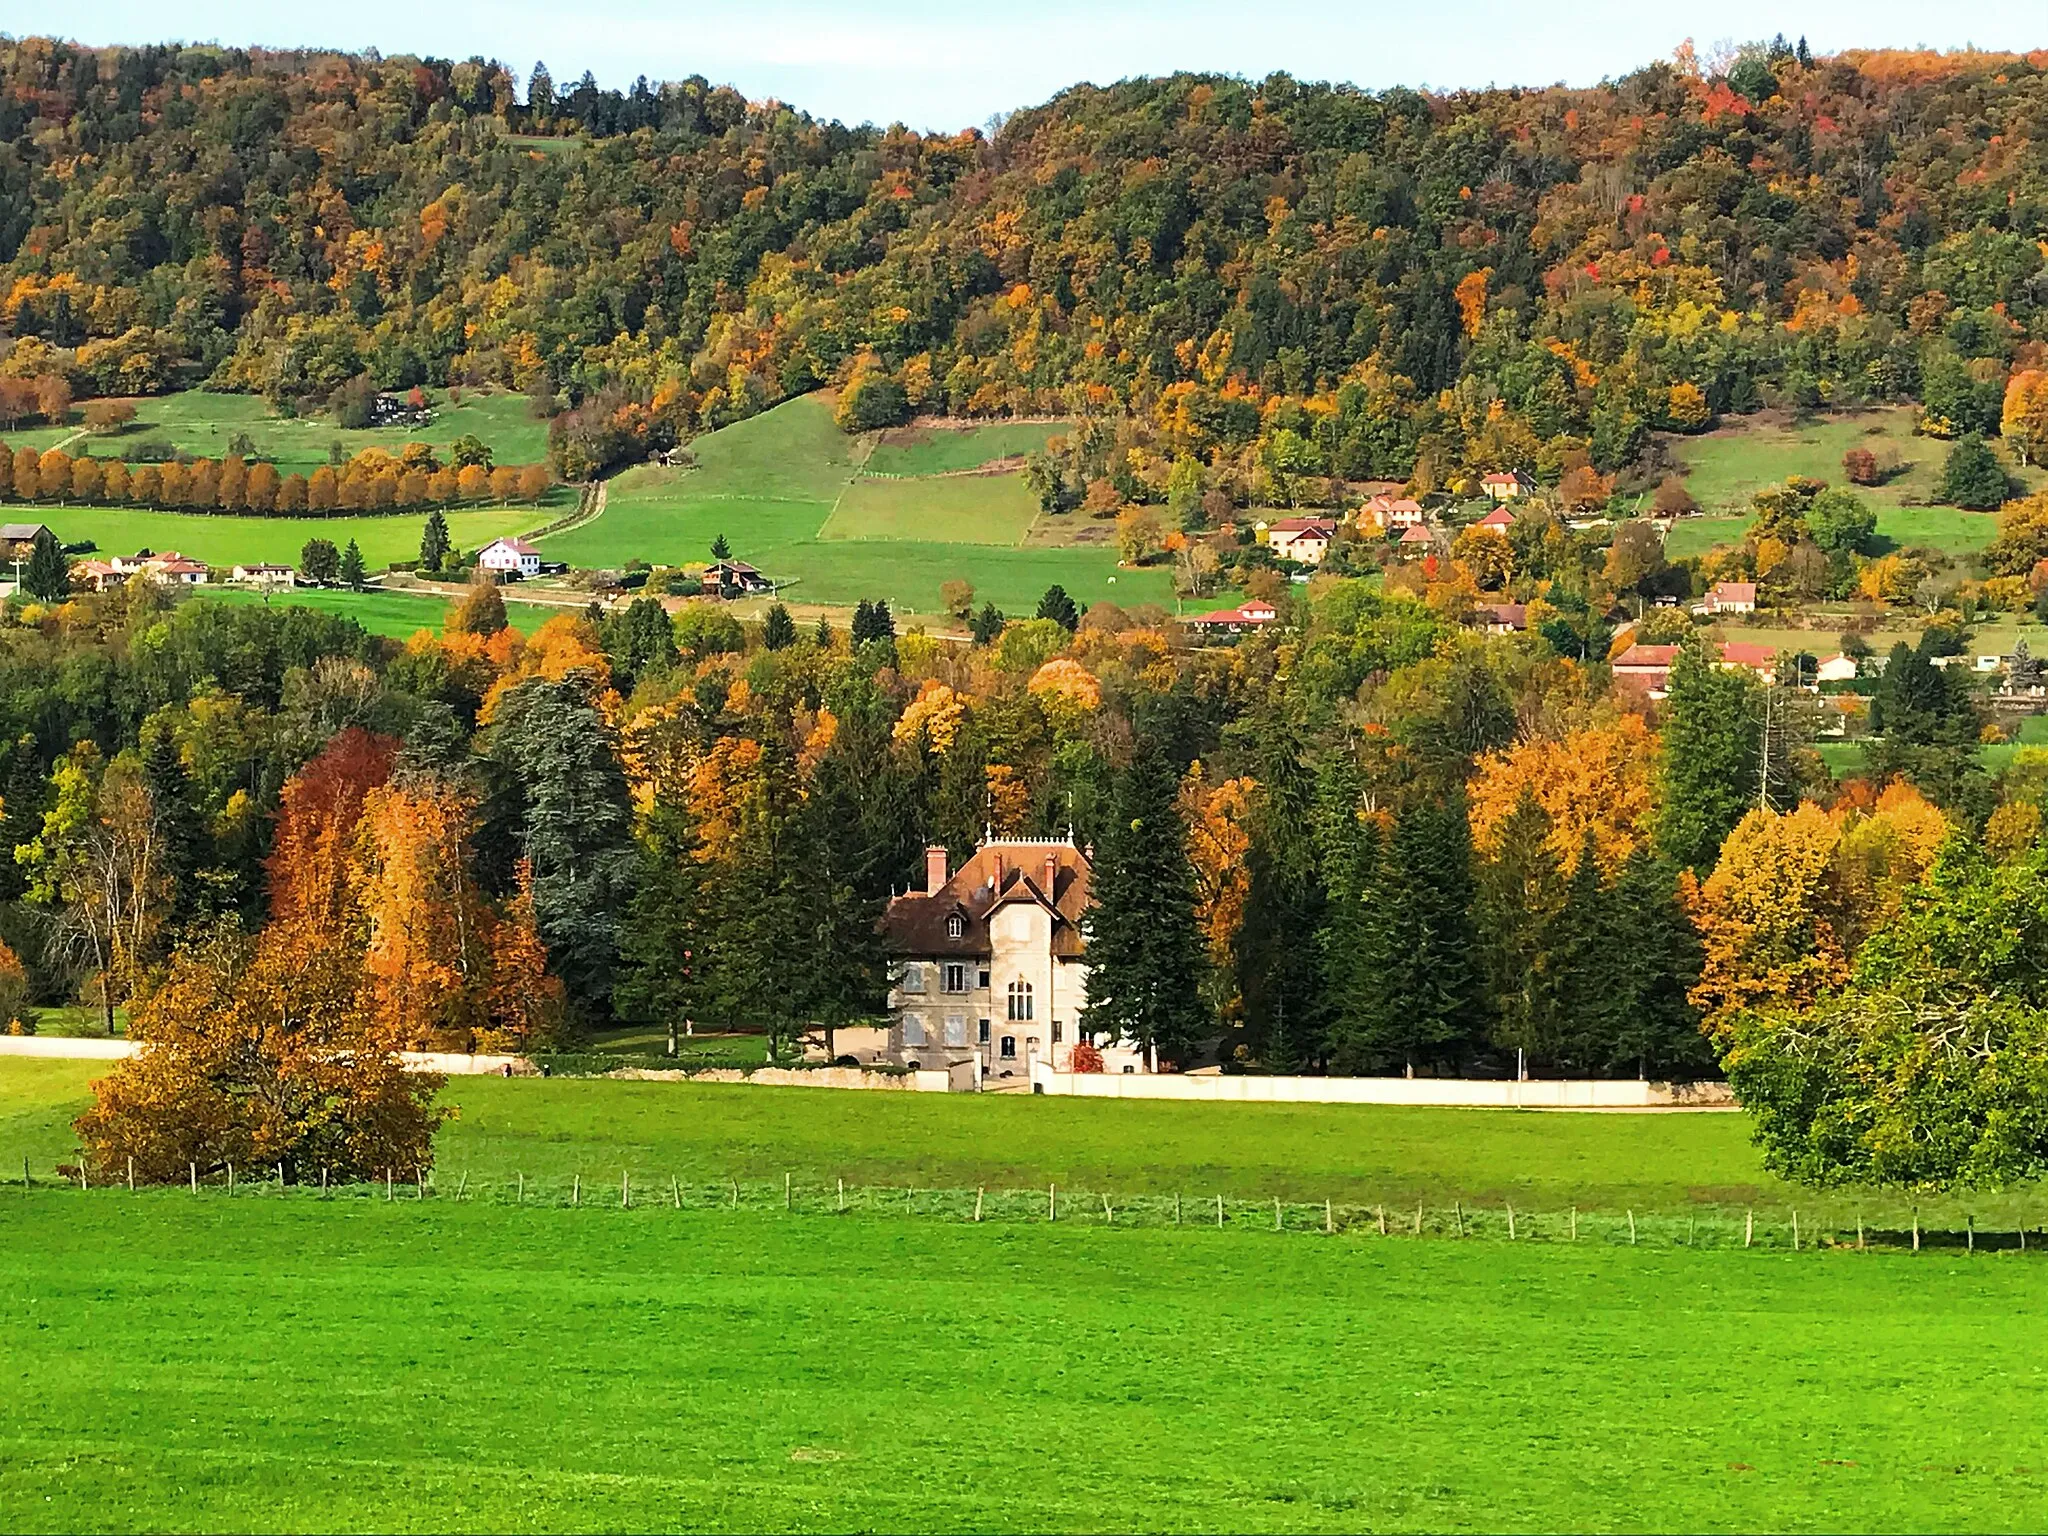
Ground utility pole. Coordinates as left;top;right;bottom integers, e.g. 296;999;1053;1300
1757;685;1774;812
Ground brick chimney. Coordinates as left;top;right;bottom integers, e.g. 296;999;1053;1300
925;844;949;897
1042;851;1059;899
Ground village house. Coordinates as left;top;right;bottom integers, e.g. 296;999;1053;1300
0;522;51;557
1473;505;1516;533
230;563;296;587
830;837;1146;1083
1396;522;1436;558
1364;494;1428;532
1612;640;1778;697
1472;602;1527;635
1264;516;1337;565
1480;470;1535;502
1188;598;1279;634
705;558;774;595
1702;580;1757;615
108;550;209;585
1814;653;1860;684
71;559;122;591
477;537;543;579
1718;641;1777;681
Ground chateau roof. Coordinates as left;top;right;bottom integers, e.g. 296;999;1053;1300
882;839;1092;959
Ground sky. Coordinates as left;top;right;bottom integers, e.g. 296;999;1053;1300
16;1;2042;131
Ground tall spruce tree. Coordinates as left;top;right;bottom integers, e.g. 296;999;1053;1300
1082;740;1209;1066
22;527;67;600
338;538;367;591
141;727;205;932
1233;736;1325;1070
419;508;451;574
761;603;797;650
1655;643;1762;871
489;674;638;1019
1475;791;1563;1065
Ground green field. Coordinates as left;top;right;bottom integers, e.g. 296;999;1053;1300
1664;505;2000;562
31;505;550;572
863;421;1064;477
3;388;552;478
544;396;1176;616
6;1063;2048;1532
186;586;558;639
822;472;1041;545
1671;408;2046;519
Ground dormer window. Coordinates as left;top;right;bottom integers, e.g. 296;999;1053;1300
946;913;965;939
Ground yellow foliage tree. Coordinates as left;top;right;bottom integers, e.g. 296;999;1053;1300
1686;802;1851;1034
1178;763;1256;975
1467;715;1658;876
894;679;969;753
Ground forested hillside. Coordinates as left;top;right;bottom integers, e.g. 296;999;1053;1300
1;36;2044;492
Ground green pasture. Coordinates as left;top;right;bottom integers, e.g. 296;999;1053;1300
33;505;548;571
863;420;1065;476
183;586;557;640
821;472;1040;544
1671;407;2046;521
11;1061;2048;1233
545;396;1176;615
1663;505;1999;562
3;388;551;478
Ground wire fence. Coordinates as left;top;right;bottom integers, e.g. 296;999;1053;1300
16;1159;2039;1254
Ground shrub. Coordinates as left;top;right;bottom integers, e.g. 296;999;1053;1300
1937;435;2013;510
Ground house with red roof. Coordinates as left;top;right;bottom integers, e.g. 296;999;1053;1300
477;536;542;578
1473;505;1517;532
1481;470;1536;501
1473;602;1528;634
830;837;1146;1082
1188;599;1279;633
1364;494;1428;532
1703;580;1757;615
1264;516;1338;565
1396;522;1436;557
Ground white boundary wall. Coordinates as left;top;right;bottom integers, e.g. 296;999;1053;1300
0;1038;529;1076
1029;1061;1735;1110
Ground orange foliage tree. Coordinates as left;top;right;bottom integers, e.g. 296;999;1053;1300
1468;716;1658;877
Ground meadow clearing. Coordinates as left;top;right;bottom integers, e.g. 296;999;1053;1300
5;1062;2048;1532
543;396;1178;617
1661;406;2045;561
188;585;558;640
3;388;553;478
32;504;555;572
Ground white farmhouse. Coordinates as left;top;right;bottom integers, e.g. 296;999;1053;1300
476;537;542;579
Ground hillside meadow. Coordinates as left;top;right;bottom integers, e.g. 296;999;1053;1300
543;396;1179;617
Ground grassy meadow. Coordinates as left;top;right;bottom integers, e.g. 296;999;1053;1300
863;420;1064;476
7;1060;2048;1531
1662;407;2042;562
4;388;552;477
34;504;552;572
544;396;1176;617
185;585;559;640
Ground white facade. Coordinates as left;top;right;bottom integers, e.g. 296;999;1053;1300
477;538;542;577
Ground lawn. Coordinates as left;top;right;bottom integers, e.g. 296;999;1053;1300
35;504;551;572
3;388;553;480
10;1064;2048;1528
1670;406;2046;523
821;472;1041;545
10;1061;2047;1233
185;586;556;640
545;395;1181;617
1663;505;2000;562
863;420;1065;476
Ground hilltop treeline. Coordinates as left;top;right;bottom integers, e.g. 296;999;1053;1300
0;36;2043;493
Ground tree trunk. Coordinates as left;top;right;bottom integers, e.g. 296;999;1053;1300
101;970;116;1036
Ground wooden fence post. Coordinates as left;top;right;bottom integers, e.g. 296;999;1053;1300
227;1163;234;1196
1414;1203;1423;1236
1454;1201;1463;1238
730;1178;739;1210
455;1173;467;1202
1967;1215;1974;1254
189;1161;197;1194
974;1188;984;1223
127;1156;134;1192
1506;1203;1515;1241
1048;1183;1056;1222
572;1173;580;1207
1325;1198;1333;1235
516;1171;523;1205
672;1175;681;1210
1856;1212;1864;1250
1912;1208;1920;1252
321;1166;329;1197
1377;1205;1387;1236
1569;1205;1577;1242
277;1162;285;1188
1627;1210;1637;1246
1792;1210;1799;1252
1217;1194;1224;1230
1174;1192;1181;1226
785;1172;791;1211
386;1168;393;1201
1274;1196;1282;1233
416;1168;424;1200
837;1177;845;1213
1744;1208;1753;1248
622;1170;630;1210
1102;1193;1114;1224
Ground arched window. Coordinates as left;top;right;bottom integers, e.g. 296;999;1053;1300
946;913;965;939
1006;979;1033;1021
